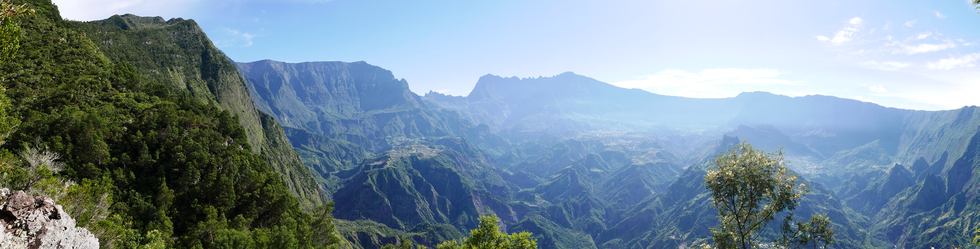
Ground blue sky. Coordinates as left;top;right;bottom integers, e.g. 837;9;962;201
53;0;980;110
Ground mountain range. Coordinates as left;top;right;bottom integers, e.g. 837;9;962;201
3;1;976;247
238;59;979;248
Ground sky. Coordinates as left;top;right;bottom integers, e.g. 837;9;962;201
52;0;980;111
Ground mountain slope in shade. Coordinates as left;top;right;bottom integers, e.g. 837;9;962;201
872;129;980;247
237;60;501;176
238;60;422;130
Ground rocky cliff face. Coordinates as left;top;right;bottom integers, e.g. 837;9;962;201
0;189;98;249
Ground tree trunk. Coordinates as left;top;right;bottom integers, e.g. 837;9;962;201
740;233;750;249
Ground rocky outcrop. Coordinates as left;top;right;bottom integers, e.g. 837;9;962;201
0;189;98;249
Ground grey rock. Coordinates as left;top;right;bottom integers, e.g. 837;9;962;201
0;189;99;249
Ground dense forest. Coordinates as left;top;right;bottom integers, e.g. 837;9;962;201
0;0;338;247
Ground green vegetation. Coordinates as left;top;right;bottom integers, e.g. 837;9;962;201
435;215;537;249
704;143;808;249
245;52;977;248
67;13;325;209
4;0;972;247
778;213;835;249
373;215;539;249
381;237;427;249
974;226;979;246
1;0;32;64
796;214;833;249
0;0;340;248
0;0;29;144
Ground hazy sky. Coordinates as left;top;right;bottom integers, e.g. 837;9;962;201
53;0;980;111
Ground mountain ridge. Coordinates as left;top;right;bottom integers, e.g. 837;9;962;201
249;60;980;248
71;13;327;206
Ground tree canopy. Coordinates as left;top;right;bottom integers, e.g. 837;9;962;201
705;143;805;249
796;214;834;249
435;215;537;249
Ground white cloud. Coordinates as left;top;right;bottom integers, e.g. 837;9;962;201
926;53;980;70
883;32;962;55
52;0;198;21
817;17;863;45
915;32;932;40
934;11;946;19
862;60;910;71
904;20;917;28
215;28;256;48
867;84;888;94
613;68;801;98
241;33;255;47
897;41;957;55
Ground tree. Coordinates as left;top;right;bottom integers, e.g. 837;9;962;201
435;215;536;249
974;226;979;246
704;143;805;249
0;0;30;144
1;0;33;60
797;214;834;249
311;203;343;248
382;237;425;249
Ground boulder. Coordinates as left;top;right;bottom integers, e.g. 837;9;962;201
0;188;98;249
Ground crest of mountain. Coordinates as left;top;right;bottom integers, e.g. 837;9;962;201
424;73;980;177
428;73;736;134
3;1;341;247
25;0;980;247
237;60;503;175
237;60;421;124
69;14;324;206
872;128;980;247
426;73;912;155
423;73;980;248
842;164;914;214
241;58;980;248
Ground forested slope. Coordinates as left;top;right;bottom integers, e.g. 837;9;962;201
0;0;340;247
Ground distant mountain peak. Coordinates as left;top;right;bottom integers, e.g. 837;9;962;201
101;14;194;30
734;91;784;99
468;71;619;100
237;60;421;122
424;90;462;98
554;71;588;78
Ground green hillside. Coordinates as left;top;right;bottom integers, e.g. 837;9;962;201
0;0;338;247
5;0;978;248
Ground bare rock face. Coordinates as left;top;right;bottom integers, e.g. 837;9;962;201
0;188;99;249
